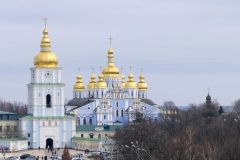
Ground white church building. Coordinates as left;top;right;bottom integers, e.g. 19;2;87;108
0;26;161;151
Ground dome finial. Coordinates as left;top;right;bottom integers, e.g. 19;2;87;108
102;36;120;78
34;21;58;68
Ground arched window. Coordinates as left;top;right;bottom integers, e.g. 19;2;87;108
46;94;51;108
116;109;119;117
121;110;124;117
83;118;86;125
89;117;92;125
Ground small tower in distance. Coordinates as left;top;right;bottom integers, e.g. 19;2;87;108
206;90;212;106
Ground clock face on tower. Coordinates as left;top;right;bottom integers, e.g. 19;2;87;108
45;71;52;79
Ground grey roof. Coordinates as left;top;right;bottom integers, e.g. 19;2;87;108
66;98;94;111
141;99;156;106
0;111;20;120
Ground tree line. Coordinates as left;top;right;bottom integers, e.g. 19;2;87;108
114;99;240;160
0;98;27;115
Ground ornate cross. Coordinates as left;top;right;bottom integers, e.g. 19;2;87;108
43;17;47;28
109;36;112;46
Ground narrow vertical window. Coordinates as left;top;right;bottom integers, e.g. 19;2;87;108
83;118;86;125
89;117;92;125
116;109;119;117
46;94;51;108
121;110;124;117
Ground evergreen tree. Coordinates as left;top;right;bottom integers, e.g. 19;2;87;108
62;145;71;160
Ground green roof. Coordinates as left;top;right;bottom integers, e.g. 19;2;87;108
72;137;101;142
21;114;75;120
0;137;28;141
76;125;123;132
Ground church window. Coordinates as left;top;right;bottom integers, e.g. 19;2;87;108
89;133;94;139
88;91;90;97
28;141;30;146
102;91;103;97
97;91;99;98
83;118;86;125
81;134;84;138
46;94;51;108
98;134;101;139
28;133;30;137
121;110;124;117
116;110;119;117
89;117;92;125
131;91;133;97
104;115;106;119
116;102;119;107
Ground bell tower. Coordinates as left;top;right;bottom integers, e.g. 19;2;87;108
28;26;65;117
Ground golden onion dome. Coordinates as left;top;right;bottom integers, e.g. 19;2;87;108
87;73;97;89
96;73;107;89
137;73;148;91
102;48;120;78
73;74;85;91
121;74;125;88
34;28;58;68
125;73;137;89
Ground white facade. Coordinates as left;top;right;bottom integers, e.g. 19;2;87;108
19;28;76;149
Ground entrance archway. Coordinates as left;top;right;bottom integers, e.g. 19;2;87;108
46;138;53;149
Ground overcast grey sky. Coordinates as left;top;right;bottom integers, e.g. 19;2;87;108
0;0;240;106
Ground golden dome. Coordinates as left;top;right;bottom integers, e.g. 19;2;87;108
125;74;137;89
87;73;97;89
138;73;148;91
34;28;58;68
96;73;107;89
102;48;120;78
73;74;85;91
121;74;125;88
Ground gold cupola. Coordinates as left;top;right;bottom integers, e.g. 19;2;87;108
125;73;137;89
34;28;58;68
87;73;97;89
102;48;120;78
138;73;148;91
73;74;85;91
96;73;107;89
